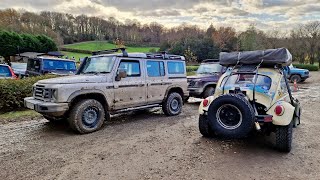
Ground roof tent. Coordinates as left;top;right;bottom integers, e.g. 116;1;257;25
219;48;292;66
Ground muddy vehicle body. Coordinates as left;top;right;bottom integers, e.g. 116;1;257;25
24;49;188;134
198;48;301;152
187;60;226;99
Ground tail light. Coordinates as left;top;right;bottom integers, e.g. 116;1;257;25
202;99;209;107
274;105;285;116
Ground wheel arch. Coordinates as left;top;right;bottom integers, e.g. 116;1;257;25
164;86;184;101
68;90;110;112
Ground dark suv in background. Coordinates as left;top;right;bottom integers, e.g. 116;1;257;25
187;59;226;99
26;57;77;76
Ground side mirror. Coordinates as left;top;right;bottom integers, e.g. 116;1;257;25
115;69;127;81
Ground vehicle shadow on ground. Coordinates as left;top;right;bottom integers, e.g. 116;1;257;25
198;132;284;154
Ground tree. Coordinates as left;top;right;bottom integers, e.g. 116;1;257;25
184;46;197;64
212;27;237;51
0;30;23;64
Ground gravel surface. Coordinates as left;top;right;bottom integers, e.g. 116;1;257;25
0;72;320;180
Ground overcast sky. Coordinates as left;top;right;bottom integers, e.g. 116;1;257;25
1;0;320;31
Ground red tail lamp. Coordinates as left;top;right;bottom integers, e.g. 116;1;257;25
274;105;285;116
203;99;209;107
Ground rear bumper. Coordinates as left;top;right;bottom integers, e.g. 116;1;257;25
24;97;69;117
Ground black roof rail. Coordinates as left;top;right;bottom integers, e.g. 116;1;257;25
92;48;128;57
202;59;219;63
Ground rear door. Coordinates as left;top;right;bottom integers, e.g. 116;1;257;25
26;58;41;76
146;60;167;104
113;59;147;109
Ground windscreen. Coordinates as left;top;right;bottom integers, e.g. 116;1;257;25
43;59;76;71
79;56;115;74
221;74;272;91
197;63;222;74
0;66;11;77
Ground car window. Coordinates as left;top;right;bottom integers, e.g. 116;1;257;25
147;61;165;77
119;60;140;77
280;76;288;96
168;61;185;74
43;59;76;71
27;59;41;72
221;74;272;91
0;66;11;77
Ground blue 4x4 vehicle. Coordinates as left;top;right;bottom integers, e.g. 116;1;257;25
187;60;227;99
26;57;77;76
284;64;310;83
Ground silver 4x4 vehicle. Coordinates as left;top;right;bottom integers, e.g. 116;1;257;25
24;49;189;134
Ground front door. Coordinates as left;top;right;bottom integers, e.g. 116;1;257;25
113;59;146;109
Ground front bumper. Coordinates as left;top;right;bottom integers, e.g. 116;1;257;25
24;97;69;117
188;87;203;97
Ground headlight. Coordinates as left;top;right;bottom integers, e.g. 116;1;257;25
51;89;58;101
194;80;202;87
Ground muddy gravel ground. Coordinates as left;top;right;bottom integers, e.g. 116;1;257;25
1;72;320;180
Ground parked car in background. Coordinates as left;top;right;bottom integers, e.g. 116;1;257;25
26;57;77;76
24;49;189;134
11;62;27;78
0;64;17;79
284;64;310;83
187;59;226;99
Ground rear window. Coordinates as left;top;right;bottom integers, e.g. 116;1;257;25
43;59;76;71
0;66;10;77
167;61;185;74
221;74;272;91
27;58;41;72
147;61;165;77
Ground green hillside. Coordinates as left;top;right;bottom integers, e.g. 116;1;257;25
63;41;159;53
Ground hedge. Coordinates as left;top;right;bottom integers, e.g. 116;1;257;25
0;75;57;113
293;64;319;71
186;65;199;72
59;47;92;54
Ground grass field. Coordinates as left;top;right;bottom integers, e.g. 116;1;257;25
63;41;159;53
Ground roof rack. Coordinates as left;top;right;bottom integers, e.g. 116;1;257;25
145;51;184;60
92;48;185;60
92;48;128;57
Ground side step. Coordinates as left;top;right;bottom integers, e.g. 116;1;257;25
112;104;161;114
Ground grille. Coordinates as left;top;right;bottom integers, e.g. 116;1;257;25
188;80;196;87
34;85;51;101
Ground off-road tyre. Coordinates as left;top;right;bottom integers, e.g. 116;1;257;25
290;75;301;83
199;115;215;137
275;121;293;152
208;94;255;138
203;87;215;98
68;99;105;134
162;92;183;116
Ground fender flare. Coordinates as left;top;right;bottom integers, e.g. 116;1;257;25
67;89;110;110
